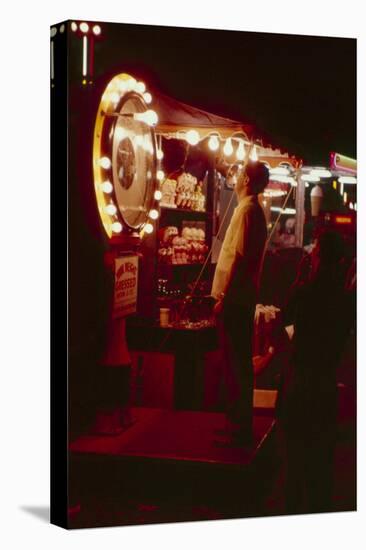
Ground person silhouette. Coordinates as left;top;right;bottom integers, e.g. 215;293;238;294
278;228;354;513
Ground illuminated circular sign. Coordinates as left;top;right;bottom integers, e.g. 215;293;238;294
93;73;160;238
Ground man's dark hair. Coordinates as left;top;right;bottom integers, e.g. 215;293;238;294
245;161;269;194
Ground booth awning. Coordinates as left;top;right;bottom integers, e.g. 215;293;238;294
152;91;301;168
154;91;253;140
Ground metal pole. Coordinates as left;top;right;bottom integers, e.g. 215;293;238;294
295;169;305;248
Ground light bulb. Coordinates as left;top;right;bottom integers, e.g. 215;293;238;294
338;176;357;184
343;192;348;204
135;81;146;93
80;22;89;33
110;92;120;104
149;209;159;220
126;77;137;91
349;202;353;210
134;110;158;126
111;222;122;233
105;204;117;215
301;174;320;183
208;135;219;151
114;127;127;140
270;166;289;176
157;148;164;160
236;140;246;160
185;130;200;145
144;223;154;234
50;27;57;38
143;92;152;104
71;22;78;32
60;24;65;33
92;25;101;35
157;170;165;181
154;190;162;200
99;157;111;169
101;181;113;194
250;145;258;161
223;138;233;156
310;169;332;178
117;79;128;93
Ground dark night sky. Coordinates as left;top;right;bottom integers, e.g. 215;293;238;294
71;22;356;166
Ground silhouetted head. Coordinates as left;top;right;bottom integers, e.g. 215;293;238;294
244;161;269;195
315;228;346;266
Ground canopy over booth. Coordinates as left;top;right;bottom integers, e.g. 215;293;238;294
152;90;301;169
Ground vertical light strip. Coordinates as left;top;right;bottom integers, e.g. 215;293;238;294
82;36;88;77
51;41;54;80
340;182;344;196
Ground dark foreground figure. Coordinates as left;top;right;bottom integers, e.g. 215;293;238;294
278;229;355;514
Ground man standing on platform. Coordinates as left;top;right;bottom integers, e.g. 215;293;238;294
212;160;269;447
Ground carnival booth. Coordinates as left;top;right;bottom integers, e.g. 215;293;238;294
89;71;306;421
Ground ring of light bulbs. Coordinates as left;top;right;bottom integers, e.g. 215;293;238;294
93;73;161;239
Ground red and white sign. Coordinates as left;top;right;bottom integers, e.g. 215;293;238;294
112;255;138;318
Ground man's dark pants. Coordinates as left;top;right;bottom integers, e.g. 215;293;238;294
217;301;255;435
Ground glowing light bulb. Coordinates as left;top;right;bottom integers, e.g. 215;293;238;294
135;81;146;93
301;174;320;183
157;170;165;181
80;22;89;33
349;202;353;210
270;167;289;176
105;204;117;215
157;149;164;160
310;169;332;178
343;192;348;204
250;145;258;161
110;92;120;104
208;135;219;151
338;176;357;184
223;138;233;156
111;222;122;233
185;130;200;145
99;157;111;169
154;190;162;200
92;25;101;35
134;110;158;126
126;77;137;91
236;140;246;160
101;181;113;194
71;22;78;32
149;209;159;220
144;223;154;234
114;127;127;140
143;92;152;104
117;79;127;93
